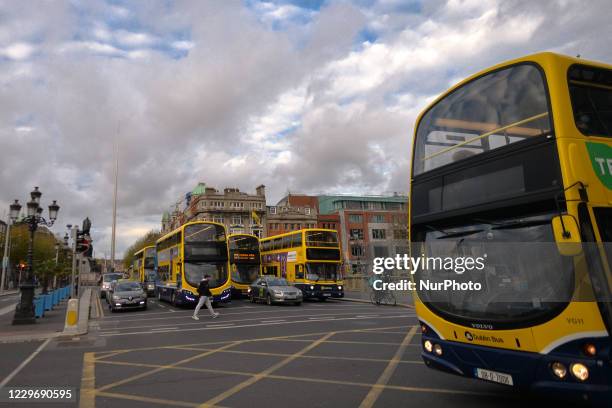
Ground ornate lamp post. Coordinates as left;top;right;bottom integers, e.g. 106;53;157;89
9;187;60;325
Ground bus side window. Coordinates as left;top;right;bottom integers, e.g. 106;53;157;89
295;264;304;279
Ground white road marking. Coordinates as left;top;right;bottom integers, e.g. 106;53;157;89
151;327;178;331
206;323;235;328
100;314;413;337
0;338;51;389
261;320;286;323
308;317;336;320
0;303;16;316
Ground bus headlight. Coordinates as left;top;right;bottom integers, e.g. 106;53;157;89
424;340;433;353
433;344;443;356
570;363;589;381
309;285;314;290
338;285;342;290
583;343;596;357
551;362;567;379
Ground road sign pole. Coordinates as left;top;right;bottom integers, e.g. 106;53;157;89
70;226;77;298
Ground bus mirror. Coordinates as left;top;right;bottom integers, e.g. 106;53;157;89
551;215;582;256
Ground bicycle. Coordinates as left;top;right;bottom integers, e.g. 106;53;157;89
369;287;397;306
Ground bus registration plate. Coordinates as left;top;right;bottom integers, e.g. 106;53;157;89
474;368;513;386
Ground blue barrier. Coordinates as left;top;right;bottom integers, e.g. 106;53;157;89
34;297;44;318
53;290;59;306
44;293;53;311
62;286;67;299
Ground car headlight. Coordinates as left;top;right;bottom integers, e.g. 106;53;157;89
273;290;283;295
112;295;120;301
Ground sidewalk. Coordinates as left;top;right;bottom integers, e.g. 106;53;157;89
0;295;68;343
342;289;414;308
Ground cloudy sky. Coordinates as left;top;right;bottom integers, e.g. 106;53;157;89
1;0;611;258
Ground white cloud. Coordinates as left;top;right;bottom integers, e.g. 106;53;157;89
171;40;194;50
1;42;35;60
114;30;156;47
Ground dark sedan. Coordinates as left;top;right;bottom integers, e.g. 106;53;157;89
108;281;147;312
248;276;303;306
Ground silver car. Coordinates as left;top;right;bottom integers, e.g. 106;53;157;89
248;277;303;306
108;281;147;312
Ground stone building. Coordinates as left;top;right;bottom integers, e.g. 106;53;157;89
265;194;318;237
162;183;267;237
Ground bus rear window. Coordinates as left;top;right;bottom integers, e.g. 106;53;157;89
568;64;612;137
413;64;551;176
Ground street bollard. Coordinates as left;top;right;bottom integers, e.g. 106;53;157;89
63;298;79;334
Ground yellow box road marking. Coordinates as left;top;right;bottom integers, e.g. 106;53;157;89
79;352;96;408
359;325;418;408
199;332;336;407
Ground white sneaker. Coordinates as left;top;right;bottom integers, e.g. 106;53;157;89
192;315;199;320
212;313;219;318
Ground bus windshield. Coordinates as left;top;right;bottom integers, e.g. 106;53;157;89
184;261;228;288
184;224;227;260
306;263;339;281
144;247;156;268
232;264;260;284
413;64;551;176
305;231;338;247
415;214;574;324
144;269;157;282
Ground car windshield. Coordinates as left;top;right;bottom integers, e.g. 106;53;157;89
184;262;228;288
232;264;260;284
414;214;574;324
306;263;339;281
266;278;289;286
103;273;123;282
115;282;141;291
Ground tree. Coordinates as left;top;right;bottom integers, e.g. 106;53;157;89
122;230;162;270
9;224;63;291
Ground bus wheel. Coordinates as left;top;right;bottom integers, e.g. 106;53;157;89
266;294;273;305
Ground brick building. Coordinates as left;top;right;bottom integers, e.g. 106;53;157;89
317;194;408;276
265;194;318;236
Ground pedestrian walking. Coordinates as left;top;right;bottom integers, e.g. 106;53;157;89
192;274;219;320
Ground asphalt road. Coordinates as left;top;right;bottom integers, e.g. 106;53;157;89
0;291;590;408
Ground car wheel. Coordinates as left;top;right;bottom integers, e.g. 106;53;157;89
266;294;273;305
320;297;327;302
249;295;255;303
294;301;302;306
158;290;162;301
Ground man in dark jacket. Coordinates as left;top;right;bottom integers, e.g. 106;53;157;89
192;274;219;320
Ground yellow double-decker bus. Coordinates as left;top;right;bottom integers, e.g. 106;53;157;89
228;234;261;298
410;52;611;402
132;245;157;295
155;221;232;306
261;229;344;300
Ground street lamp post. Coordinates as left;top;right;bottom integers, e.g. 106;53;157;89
9;187;60;325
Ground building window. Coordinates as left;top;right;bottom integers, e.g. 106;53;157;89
372;229;386;239
393;229;407;239
284;223;289;230
348;214;363;223
349;229;363;240
395;246;409;255
351;245;364;257
371;214;385;223
305;207;311;215
232;215;242;225
269;207;277;214
213;216;224;224
373;246;389;257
